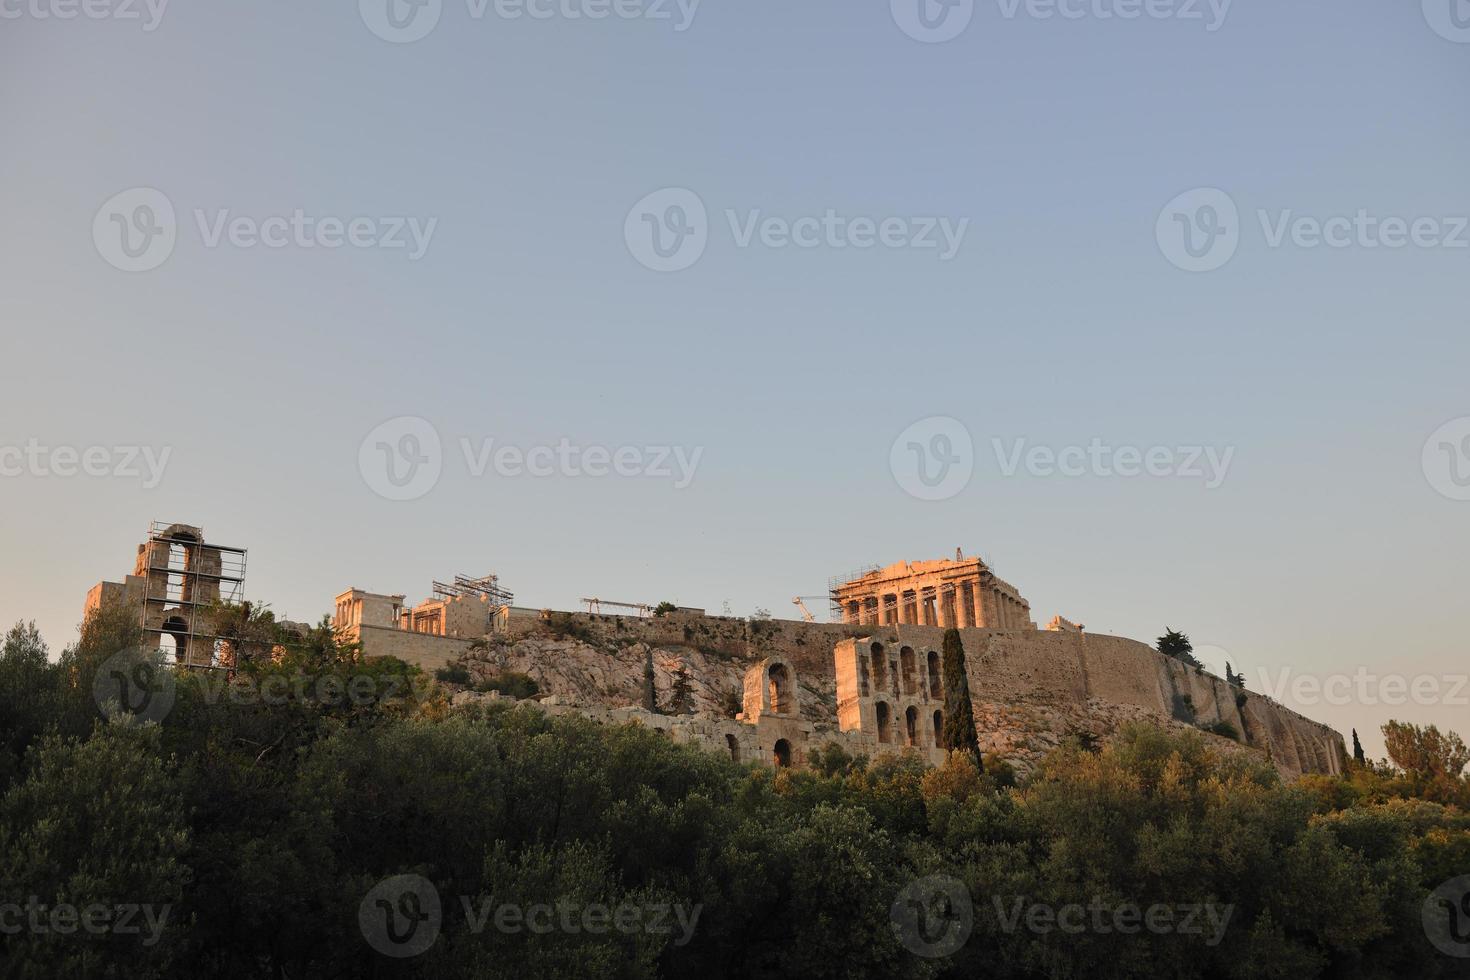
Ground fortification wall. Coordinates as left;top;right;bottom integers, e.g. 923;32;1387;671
357;624;474;668
452;690;943;770
438;610;1346;778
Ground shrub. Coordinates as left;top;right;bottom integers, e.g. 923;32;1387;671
435;663;472;686
1204;720;1240;741
543;612;595;644
473;670;540;700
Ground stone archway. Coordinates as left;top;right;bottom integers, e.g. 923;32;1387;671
768;663;793;715
869;643;887;692
876;701;892;743
160;615;189;664
900;646;917;696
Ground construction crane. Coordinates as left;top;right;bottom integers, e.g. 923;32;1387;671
581;598;652;617
791;596;828;623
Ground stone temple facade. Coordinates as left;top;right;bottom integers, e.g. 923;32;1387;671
832;554;1035;631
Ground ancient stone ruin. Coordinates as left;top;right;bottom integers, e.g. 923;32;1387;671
86;526;1346;777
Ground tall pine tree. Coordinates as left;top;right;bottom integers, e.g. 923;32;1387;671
939;628;982;771
642;648;659;713
669;662;694;715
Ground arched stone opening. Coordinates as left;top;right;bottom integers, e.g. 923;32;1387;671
166;533;196;603
726;734;740;762
773;738;792;768
876;701;892;744
900;646;917;696
927;651;942;698
933;709;944;747
161;615;188;664
768;663;793;715
905;706;919;746
869;643;887;692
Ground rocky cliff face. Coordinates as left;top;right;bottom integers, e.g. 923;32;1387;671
443;612;1345;778
457;633;836;725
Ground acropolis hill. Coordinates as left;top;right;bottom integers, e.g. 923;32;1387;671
86;526;1347;778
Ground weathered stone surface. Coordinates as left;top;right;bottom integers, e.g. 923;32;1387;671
433;614;1344;778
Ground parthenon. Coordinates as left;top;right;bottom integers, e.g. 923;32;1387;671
831;552;1035;630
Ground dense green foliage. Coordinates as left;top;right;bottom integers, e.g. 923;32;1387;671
435;663;472;686
474;670;540;699
1225;662;1246;689
1157;628;1204;669
1;611;1467;978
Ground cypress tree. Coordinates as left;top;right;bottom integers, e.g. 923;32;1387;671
642;649;659;713
1352;728;1366;765
669;662;694;715
940;627;983;771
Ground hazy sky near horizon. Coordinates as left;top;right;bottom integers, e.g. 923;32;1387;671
2;0;1467;758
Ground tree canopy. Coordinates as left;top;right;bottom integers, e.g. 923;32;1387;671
0;612;1466;978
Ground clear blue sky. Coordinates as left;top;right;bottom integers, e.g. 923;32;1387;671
2;0;1467;758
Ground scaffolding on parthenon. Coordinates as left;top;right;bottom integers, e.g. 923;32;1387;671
827;565;881;622
431;573;514;613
